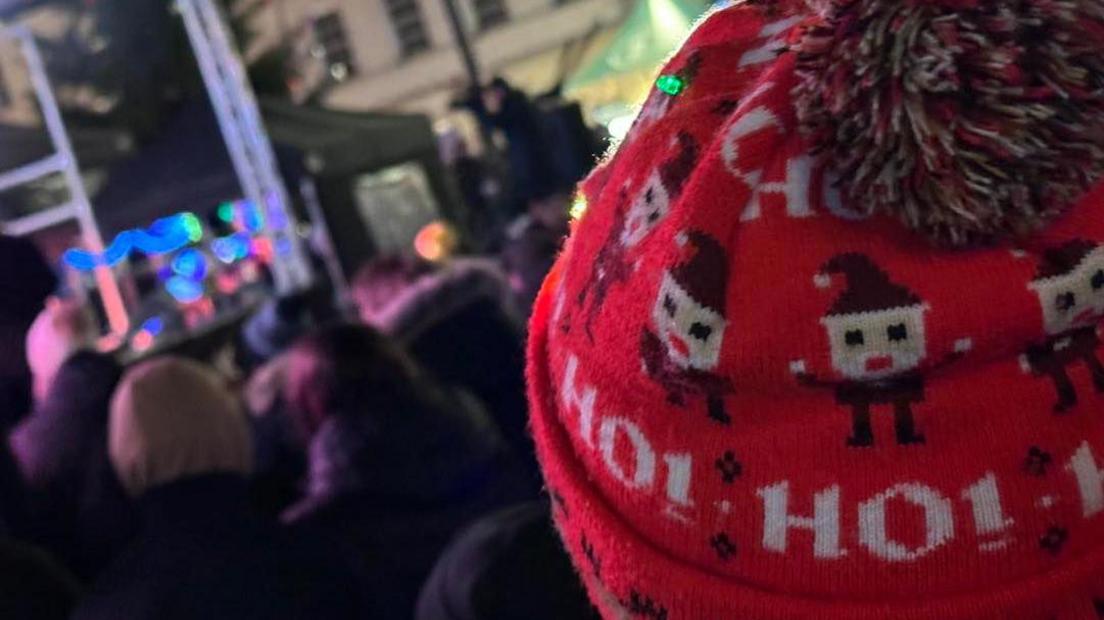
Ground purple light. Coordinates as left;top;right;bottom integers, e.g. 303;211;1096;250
276;237;292;256
212;233;251;264
266;192;289;230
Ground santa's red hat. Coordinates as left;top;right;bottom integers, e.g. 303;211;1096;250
819;253;923;317
529;1;1104;618
658;133;699;200
1035;240;1102;281
670;232;729;316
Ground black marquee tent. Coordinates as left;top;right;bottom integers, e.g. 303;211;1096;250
90;96;462;279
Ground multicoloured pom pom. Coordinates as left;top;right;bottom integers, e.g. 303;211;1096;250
794;0;1104;246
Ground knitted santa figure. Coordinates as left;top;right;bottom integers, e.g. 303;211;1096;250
641;231;733;425
577;132;698;339
1025;240;1104;413
529;1;1104;618
792;254;972;447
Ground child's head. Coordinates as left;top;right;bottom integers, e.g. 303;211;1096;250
526;2;1104;618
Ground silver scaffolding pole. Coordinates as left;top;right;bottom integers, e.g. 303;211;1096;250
0;25;129;336
176;0;312;293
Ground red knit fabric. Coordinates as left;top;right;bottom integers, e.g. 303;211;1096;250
527;3;1104;618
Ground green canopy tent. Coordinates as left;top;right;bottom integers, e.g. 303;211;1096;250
563;0;709;125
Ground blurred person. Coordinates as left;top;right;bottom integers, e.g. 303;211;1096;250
240;289;344;518
10;298;136;580
74;357;366;620
500;215;564;317
351;255;538;482
527;2;1104;618
0;440;30;539
24;298;97;405
239;286;340;375
0;235;58;429
438;127;504;248
470;78;557;215
239;285;346;518
527;191;572;235
416;501;599;620
281;324;531;620
242;349;308;519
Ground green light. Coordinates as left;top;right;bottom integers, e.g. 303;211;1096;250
656;74;686;96
181;213;203;243
217;202;235;224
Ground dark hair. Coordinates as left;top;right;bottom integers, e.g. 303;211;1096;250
282;324;438;442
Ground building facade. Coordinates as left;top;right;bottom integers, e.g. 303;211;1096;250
0;29;40;128
252;0;628;116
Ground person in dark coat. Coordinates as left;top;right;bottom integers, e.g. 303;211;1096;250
73;357;367;620
351;256;540;486
477;77;557;213
0;235;57;429
10;299;135;580
416;501;600;620
0;441;30;539
280;324;532;620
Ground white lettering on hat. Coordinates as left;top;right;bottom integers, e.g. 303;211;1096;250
758;481;844;559
560;354;698;523
738;17;803;67
599;417;656;490
722;106;780;188
961;473;1015;552
1068;441;1104;518
859;484;955;562
562;356;598;448
559;349;1104;560
742;155;816;221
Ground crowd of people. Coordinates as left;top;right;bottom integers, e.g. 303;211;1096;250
0;210;596;619
11;0;1104;616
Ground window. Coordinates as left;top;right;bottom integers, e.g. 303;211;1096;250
0;62;10;108
472;0;508;31
310;11;356;81
385;0;431;57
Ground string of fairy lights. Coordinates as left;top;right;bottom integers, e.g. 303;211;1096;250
60;198;297;352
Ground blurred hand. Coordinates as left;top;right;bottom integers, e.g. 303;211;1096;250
25;298;96;403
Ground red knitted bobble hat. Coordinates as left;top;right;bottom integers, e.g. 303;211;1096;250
527;1;1104;618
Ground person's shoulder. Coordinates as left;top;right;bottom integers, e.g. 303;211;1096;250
276;511;374;611
71;548;159;620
